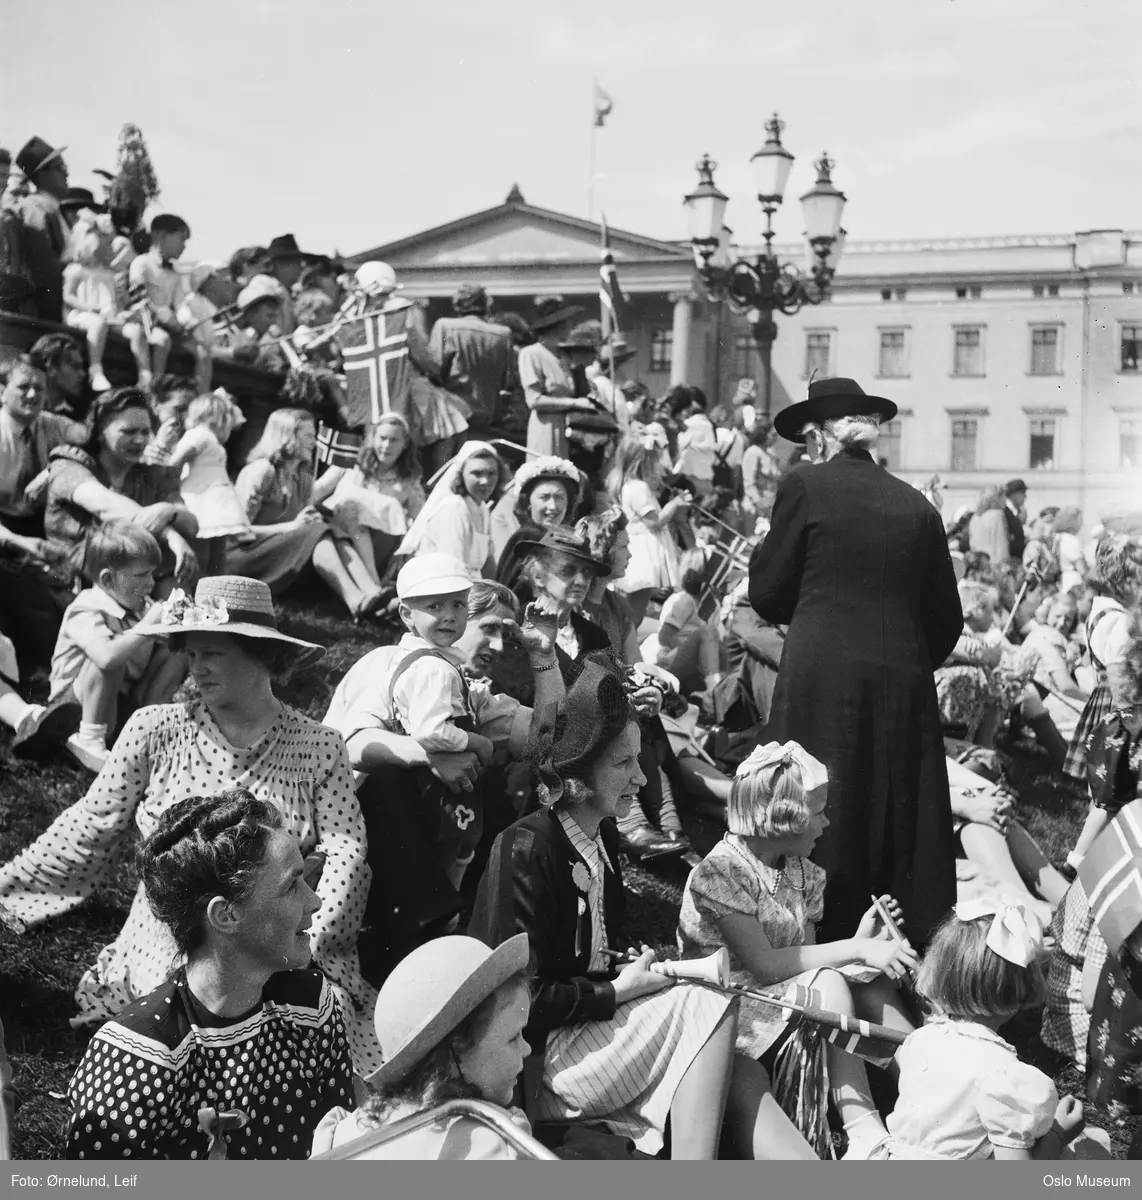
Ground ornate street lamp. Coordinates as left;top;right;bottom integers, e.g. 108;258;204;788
683;114;847;417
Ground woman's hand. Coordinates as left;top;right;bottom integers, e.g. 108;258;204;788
309;1106;349;1157
662;495;689;521
953;788;1012;834
514;595;561;658
294;506;328;529
425;749;481;793
856;937;917;982
167;531;200;588
855;894;904;941
612;946;672;1005
630;686;663;717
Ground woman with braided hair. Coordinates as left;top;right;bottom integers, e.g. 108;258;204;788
468;651;814;1159
66;789;355;1160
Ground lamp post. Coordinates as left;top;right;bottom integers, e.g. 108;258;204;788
683;114;847;418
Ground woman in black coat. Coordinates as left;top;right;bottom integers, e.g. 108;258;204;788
468;651;814;1160
748;381;962;945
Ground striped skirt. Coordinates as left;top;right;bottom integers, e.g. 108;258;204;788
535;983;732;1155
1063;681;1112;781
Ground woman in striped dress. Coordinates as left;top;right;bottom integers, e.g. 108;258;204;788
468;651;815;1159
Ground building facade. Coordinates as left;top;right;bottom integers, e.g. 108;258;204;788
350;189;1141;521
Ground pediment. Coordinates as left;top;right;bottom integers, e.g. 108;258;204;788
350;194;689;270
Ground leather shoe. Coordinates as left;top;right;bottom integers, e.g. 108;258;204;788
620;827;686;861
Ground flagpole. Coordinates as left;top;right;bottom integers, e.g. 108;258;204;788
588;75;598;220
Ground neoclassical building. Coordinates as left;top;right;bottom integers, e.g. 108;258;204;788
350;187;1142;520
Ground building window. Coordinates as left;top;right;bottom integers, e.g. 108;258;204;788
734;332;755;378
955;285;983;300
894;288;907;301
1124;283;1136;294
880;288;892;301
1029;417;1056;469
1123;325;1142;372
1048;284;1059;297
877;329;908;378
953;327;985;376
1030;326;1060;375
951;417;979;471
879;420;902;471
1032;285;1044;298
1122;418;1142;468
649;329;673;372
805;331;832;379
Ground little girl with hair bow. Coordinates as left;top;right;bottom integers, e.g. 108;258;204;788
861;897;1110;1160
677;740;917;1157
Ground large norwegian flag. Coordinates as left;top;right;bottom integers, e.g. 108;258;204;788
599;214;627;341
337;302;413;426
1079;798;1142;956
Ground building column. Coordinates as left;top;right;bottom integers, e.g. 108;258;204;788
669;291;696;386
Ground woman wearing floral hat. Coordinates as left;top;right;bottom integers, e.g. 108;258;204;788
0;575;381;1076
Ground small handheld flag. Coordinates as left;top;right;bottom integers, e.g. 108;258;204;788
1079;798;1142;956
594;83;613;128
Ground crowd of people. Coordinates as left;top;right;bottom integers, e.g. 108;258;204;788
1;129;1141;1164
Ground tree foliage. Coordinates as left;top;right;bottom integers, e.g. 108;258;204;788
107;123;160;228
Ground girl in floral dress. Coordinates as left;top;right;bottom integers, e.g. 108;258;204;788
677;741;916;1156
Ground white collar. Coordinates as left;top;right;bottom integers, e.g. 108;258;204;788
396;632;465;665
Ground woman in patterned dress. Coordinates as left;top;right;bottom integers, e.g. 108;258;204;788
468;651;815;1159
66;790;355;1160
0;575;380;1075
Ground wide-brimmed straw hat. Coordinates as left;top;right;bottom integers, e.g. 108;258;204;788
236;275;286;313
558;319;602;352
512;526;610;578
142;576;325;662
366;933;530;1088
773;377;897;444
598;336;637;367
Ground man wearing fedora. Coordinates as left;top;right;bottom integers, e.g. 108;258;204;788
13;137;70;322
264;234;317;335
749;377;963;945
429;283;516;439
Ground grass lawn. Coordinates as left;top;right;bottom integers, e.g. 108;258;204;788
0;585;1135;1158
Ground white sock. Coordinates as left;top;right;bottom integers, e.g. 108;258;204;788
77;721;107;745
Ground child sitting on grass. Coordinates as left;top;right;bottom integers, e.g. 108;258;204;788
37;521;185;771
677;740;916;1158
640;566;721;696
864;900;1109;1160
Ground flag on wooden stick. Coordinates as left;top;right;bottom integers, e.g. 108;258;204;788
1079;798;1142;956
593;82;613;127
599;214;626;341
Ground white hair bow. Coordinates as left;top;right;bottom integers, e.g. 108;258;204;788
953;896;1043;967
735;740;829;792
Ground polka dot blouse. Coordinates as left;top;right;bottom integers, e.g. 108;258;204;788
0;700;380;1075
67;968;354;1159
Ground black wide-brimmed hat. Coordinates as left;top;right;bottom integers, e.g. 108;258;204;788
514;526;610;578
266;233;316;262
773;377;898;444
60;187;105;213
16;136;66;178
531;295;584;335
534;650;634;806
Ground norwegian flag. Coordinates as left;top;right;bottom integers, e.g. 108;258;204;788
337;302;413;426
1079;799;1142;956
780;982;903;1068
314;424;363;470
599;214;627;341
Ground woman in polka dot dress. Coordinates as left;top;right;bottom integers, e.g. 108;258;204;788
0;576;380;1075
67;790;355;1159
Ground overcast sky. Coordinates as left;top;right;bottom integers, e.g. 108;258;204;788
3;0;1137;263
